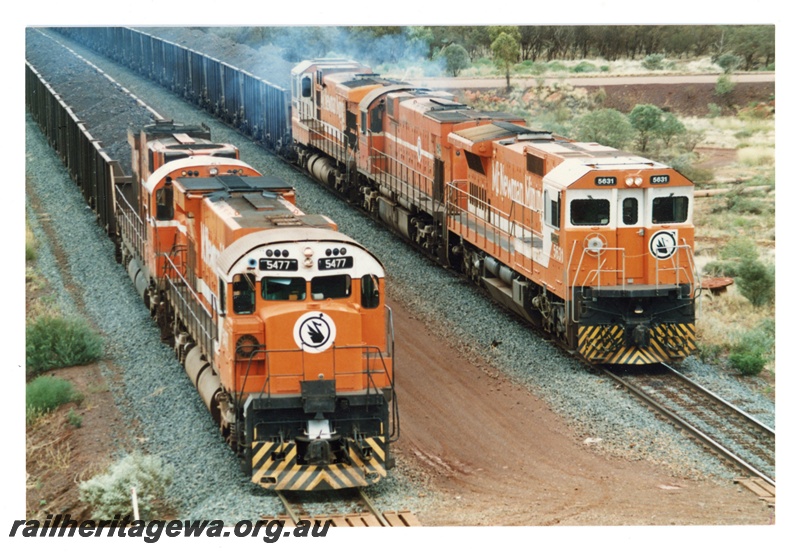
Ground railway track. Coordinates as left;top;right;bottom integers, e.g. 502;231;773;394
273;489;421;527
603;363;775;505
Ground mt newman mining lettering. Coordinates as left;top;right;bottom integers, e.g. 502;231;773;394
491;161;543;211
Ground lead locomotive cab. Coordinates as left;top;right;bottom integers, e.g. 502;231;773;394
551;158;699;364
214;230;397;490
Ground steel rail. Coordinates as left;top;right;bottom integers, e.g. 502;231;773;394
357;488;390;527
660;363;775;436
275;491;301;525
603;366;775;487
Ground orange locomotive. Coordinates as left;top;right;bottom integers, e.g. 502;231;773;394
117;120;397;491
447;124;698;364
291;59;698;365
291;59;525;262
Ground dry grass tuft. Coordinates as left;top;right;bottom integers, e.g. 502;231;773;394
737;146;775;166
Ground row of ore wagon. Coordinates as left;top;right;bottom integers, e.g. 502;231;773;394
56;27;293;155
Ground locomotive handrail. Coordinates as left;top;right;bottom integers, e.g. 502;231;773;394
445;181;544;268
161;254;217;357
570;241;699;323
680;237;702;300
384;305;399;441
369;146;435;209
114;186;147;257
235;343;393;403
305;119;347;162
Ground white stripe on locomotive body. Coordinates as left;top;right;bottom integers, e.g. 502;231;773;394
465;199;553;268
143;155;257;194
385;132;436;162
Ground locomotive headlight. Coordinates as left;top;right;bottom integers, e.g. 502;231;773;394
626;177;634;186
304;258;313;268
209;167;219;176
634;177;643;186
303;247;314;258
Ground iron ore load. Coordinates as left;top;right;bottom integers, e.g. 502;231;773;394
119;120;397;490
290;59;699;365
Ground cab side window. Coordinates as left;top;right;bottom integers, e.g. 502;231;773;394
361;275;380;309
232;274;256;314
155;179;174;220
544;191;561;229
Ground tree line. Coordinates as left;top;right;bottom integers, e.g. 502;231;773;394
229;25;774;71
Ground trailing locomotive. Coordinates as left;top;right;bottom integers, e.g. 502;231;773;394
290;59;699;365
118;120;397;490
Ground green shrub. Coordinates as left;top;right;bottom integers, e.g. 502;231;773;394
26;315;103;375
546;61;568;72
715;74;736;97
729;351;765;376
725;193;766;216
26;376;79;423
574;108;633;149
738;319;775;354
716;53;743;74
642;54;665;70
67;408;83;428
572;61;597;73
514;59;534;73
727;322;773;376
79;453;174;520
530;61;548;75
736;258;775;307
704;259;738;278
696;343;723;364
440;43;471;77
720;237;759;263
